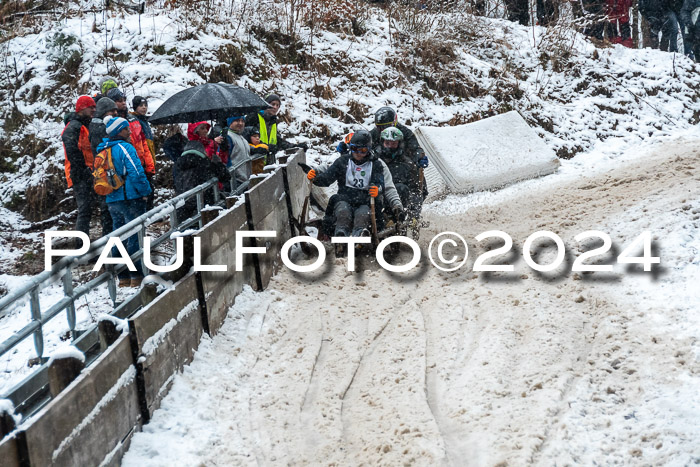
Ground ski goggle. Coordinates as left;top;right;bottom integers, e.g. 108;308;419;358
349;145;369;154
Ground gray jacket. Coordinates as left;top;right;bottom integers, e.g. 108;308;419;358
225;129;251;184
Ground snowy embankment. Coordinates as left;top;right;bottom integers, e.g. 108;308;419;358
122;137;699;465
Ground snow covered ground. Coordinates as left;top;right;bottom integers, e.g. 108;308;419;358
122;136;700;465
1;2;699;462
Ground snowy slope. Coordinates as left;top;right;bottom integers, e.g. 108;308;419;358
1;2;699;224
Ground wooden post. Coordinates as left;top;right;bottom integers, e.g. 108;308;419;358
201;208;221;226
249;176;265;189
225;196;239;208
163;234;194;283
276;154;290;165
139;283;158;307
252;159;266;175
0;409;16;438
632;1;640;48
98;320;121;351
48;357;85;397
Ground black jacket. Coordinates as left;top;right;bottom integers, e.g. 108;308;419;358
174;143;231;220
370;123;424;164
376;145;420;190
89;118;108;157
681;0;700;32
62;112;93;185
640;0;682;26
313;153;386;207
174;150;231;196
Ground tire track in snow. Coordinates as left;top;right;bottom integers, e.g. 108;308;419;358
339;287;413;432
421;295;490;465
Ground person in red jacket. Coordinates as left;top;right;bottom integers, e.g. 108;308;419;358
187;122;223;161
606;0;633;47
106;89;153;172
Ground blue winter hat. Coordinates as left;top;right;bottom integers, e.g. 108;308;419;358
226;115;245;127
105;117;129;137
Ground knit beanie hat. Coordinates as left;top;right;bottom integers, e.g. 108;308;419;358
95;97;117;118
265;93;281;104
106;88;126;102
226;115;245;127
181;141;208;159
242;126;260;143
132;96;147;109
100;76;119;96
75;95;96;112
105;117;129;137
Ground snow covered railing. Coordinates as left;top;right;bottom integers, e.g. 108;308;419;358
0;149;307;467
0;159;251;369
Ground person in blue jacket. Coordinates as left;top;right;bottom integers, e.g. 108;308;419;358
97;117;152;288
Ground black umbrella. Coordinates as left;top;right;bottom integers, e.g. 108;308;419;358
149;83;269;125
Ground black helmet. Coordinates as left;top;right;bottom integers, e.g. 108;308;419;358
375;106;397;126
349;130;372;148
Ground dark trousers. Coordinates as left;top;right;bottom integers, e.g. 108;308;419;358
108;198;146;280
646;11;683;52
73;179;112;238
536;0;559;25
146;174;155;211
506;0;530;25
335;201;371;237
322;193;387;237
688;20;700;60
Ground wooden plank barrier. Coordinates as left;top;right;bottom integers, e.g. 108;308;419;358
244;169;292;290
128;273;203;419
0;151;311;466
0;435;20;466
0;408;19;467
283;149;309;224
20;334;140;466
196;202;256;336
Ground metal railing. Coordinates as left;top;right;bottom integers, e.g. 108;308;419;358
0;159;251;371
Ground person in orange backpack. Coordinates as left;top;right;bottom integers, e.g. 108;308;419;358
97;117;152;287
107;88;156;208
62;95;111;239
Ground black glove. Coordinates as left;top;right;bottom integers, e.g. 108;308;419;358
298;162;313;174
393;206;407;223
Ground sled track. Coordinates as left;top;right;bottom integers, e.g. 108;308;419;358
122;142;700;466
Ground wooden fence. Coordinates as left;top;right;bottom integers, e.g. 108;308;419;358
0;150;309;466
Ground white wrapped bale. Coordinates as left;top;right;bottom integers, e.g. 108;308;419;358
415;111;560;200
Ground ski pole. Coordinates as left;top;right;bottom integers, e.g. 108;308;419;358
370;197;378;246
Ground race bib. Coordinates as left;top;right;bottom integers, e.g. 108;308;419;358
345;160;372;190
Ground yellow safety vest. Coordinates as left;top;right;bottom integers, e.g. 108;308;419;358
258;114;277;146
